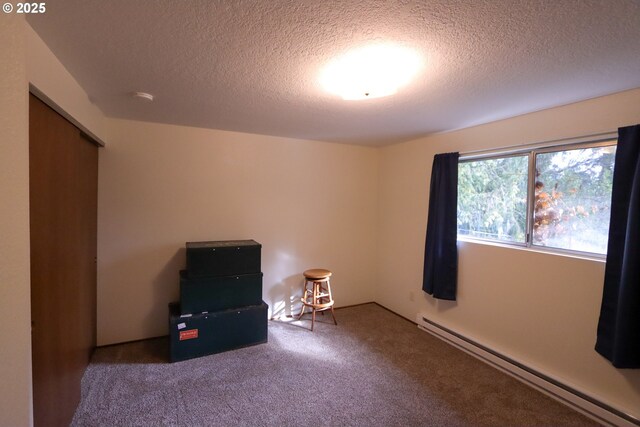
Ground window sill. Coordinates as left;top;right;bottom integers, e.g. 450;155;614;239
456;235;606;263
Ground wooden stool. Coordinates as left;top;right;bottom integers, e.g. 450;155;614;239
298;268;337;331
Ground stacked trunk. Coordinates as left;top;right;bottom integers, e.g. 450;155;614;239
169;240;267;362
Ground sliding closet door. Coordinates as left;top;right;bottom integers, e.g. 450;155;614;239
29;94;98;427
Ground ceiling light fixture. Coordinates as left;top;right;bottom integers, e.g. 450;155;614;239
132;91;154;102
320;44;423;101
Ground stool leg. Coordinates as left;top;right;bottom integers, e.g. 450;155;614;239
319;282;326;315
311;281;320;331
297;280;308;320
326;279;337;325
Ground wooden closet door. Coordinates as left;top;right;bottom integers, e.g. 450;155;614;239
29;94;98;427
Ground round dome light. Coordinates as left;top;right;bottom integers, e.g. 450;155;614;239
320;44;423;100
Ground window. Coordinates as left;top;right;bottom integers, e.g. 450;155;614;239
457;139;616;256
458;155;528;243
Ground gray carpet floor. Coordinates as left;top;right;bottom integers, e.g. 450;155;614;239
71;303;600;426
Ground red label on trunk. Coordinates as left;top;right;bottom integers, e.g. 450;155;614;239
179;329;198;341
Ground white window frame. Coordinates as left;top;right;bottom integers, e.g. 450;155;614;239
458;136;617;259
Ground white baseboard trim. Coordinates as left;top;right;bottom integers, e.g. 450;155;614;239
416;314;639;427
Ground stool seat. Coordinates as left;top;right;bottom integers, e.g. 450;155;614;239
298;268;337;331
303;268;332;280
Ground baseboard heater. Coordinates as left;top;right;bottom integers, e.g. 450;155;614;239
416;314;639;427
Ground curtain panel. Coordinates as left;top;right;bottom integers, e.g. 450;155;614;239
595;124;640;368
422;152;459;300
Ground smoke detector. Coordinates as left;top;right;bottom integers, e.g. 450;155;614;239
132;92;154;102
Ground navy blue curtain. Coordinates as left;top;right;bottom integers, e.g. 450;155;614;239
422;152;459;300
595;124;640;368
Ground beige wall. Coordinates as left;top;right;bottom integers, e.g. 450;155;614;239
97;119;378;345
0;15;32;427
26;24;108;142
377;88;640;418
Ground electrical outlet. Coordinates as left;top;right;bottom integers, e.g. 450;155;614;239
409;291;415;302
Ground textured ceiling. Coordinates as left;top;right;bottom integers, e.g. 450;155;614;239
28;0;640;146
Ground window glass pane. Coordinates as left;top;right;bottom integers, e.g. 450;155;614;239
533;145;616;254
458;155;528;243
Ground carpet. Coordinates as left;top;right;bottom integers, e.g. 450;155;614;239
71;303;600;426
